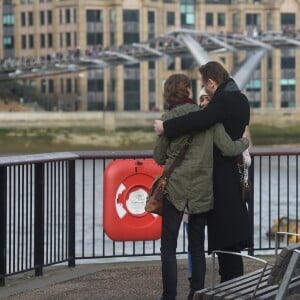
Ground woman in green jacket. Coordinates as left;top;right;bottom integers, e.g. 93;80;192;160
154;74;249;300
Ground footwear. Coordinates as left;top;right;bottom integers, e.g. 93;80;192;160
187;288;195;300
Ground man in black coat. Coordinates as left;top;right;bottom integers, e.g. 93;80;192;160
154;61;252;286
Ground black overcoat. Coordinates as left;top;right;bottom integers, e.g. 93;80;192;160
164;78;252;253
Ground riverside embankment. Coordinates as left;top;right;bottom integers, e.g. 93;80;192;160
0;110;300;154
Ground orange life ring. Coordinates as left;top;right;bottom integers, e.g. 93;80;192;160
103;159;163;241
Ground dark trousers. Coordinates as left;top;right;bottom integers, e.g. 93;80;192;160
188;212;206;299
160;197;206;300
217;246;244;283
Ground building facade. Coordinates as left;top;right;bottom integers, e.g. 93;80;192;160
0;0;300;111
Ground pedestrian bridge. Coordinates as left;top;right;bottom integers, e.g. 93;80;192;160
1;29;300;90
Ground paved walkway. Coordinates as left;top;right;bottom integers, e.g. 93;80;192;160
0;256;299;300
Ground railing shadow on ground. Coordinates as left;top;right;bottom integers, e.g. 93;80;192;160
0;147;299;286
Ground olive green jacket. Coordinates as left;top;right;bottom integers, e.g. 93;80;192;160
153;103;249;214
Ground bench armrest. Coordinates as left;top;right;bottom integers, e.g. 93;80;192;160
275;231;300;256
210;250;270;298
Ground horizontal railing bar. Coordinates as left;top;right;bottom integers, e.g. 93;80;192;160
1;148;299;166
0;152;78;166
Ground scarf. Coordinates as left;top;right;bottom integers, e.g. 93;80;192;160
168;97;196;110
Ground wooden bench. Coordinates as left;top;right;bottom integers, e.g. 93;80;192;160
193;232;300;300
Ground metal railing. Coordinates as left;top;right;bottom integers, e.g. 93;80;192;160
0;148;299;286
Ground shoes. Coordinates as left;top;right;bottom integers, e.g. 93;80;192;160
187;288;195;300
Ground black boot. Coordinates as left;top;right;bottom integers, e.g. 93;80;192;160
188;277;192;288
187;288;195;300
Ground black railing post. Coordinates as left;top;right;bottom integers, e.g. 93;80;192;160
68;160;76;267
34;163;44;276
0;166;7;286
248;159;255;256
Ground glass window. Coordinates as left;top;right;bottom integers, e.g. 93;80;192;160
49;79;54;94
149;79;155;92
66;32;71;47
148;11;155;24
21;12;26;26
3;36;14;49
88;79;104;92
40;34;45;48
21;35;26;49
87;33;103;46
281;57;295;69
181;57;194;70
73;8;77;23
167;12;175;25
40;11;45;25
281;13;295;25
218;13;225;26
48;33;53;48
3;14;14;26
206;13;213;26
123;10;139;22
86;10;102;22
66;79;72;93
29;34;34;48
66;9;71;23
123;33;139;44
246;13;261;26
48;10;52;25
28;12;33;26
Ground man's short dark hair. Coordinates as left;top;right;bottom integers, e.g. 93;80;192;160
198;61;230;85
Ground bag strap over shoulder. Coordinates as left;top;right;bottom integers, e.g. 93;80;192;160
163;133;195;180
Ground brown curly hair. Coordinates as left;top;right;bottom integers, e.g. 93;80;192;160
163;74;191;105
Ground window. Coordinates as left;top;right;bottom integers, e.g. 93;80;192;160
3;36;14;49
3;14;14;26
123;10;139;22
41;79;46;93
66;9;71;23
281;13;295;26
40;11;45;25
180;0;195;26
40;34;45;48
66;32;71;47
149;79;155;92
167;12;175;25
218;13;225;26
181;57;194;70
246;13;261;26
88;79;104;92
86;10;102;22
29;34;34;48
87;33;103;46
21;35;26;49
48;33;53;48
206;13;213;26
47;10;52;25
73;9;77;23
66;79;72;93
28;12;33;26
49;79;54;94
21;12;26;26
148;11;155;24
123;33;139;44
281;57;295;69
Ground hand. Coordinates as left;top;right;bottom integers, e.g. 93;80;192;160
243;126;250;139
154;120;164;135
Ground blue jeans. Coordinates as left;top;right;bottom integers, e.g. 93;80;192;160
160;197;206;300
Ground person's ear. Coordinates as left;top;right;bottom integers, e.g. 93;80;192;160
207;79;214;88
